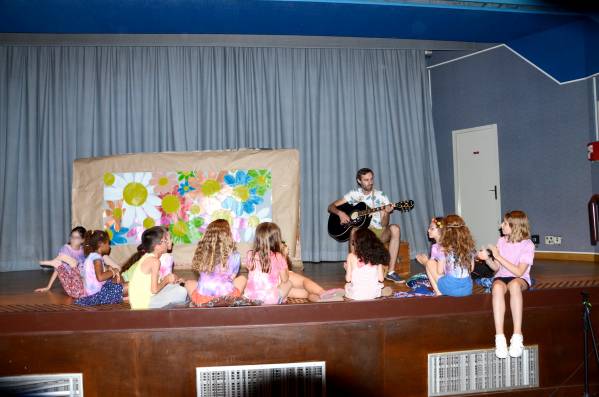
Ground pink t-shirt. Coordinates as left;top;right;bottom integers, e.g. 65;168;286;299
494;237;535;285
243;251;287;305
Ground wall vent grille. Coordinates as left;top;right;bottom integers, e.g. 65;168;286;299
0;373;83;396
428;346;539;396
196;361;325;397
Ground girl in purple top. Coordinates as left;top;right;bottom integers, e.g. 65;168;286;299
186;219;247;305
416;217;446;293
416;216;445;268
478;210;535;359
35;226;87;298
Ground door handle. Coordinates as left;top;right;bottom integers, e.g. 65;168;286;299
489;185;498;200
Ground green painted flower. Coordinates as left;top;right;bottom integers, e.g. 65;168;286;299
168;217;204;245
177;171;196;182
247;169;272;197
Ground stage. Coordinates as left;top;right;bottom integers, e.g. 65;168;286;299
1;260;599;396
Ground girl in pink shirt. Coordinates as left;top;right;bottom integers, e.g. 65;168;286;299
243;222;292;305
478;210;535;359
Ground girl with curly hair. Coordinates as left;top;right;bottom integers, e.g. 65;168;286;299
185;219;247;305
344;228;393;300
426;214;475;297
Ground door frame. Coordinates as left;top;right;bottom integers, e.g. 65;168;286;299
452;123;501;217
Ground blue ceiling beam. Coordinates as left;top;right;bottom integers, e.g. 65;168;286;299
0;0;597;82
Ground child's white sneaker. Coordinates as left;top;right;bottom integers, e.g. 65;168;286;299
509;334;524;358
495;334;508;359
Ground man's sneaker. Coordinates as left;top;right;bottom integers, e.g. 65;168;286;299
509;334;524;358
385;272;404;283
495;334;508;359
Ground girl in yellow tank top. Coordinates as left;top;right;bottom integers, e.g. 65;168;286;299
123;226;187;309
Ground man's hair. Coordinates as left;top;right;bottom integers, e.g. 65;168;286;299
356;168;373;181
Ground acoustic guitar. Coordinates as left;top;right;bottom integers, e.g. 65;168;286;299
327;200;415;242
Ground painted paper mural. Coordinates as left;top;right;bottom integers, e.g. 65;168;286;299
102;170;272;245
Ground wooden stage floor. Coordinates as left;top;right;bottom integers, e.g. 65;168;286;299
1;259;599;310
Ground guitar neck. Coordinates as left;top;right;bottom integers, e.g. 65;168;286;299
357;202;404;216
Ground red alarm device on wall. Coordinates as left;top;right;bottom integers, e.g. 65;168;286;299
588;141;599;161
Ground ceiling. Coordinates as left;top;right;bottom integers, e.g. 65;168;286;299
0;0;597;82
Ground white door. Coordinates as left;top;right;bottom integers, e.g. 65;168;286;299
453;124;502;248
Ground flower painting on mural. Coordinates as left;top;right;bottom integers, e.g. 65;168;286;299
102;169;272;245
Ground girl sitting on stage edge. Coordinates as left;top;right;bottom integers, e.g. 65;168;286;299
185;219;247;305
424;214;475;297
243;222;292;305
478;210;534;359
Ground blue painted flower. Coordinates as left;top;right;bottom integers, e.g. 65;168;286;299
177;180;195;196
222;196;243;217
241;188;263;214
224;170;250;187
109;224;130;245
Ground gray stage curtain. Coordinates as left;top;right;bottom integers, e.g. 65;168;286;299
0;45;443;271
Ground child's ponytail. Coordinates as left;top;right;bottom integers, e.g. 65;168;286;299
121;226;167;273
82;230;109;256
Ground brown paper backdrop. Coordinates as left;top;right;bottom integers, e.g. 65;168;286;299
72;149;301;268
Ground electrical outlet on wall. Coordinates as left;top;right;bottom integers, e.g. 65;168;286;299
544;235;562;245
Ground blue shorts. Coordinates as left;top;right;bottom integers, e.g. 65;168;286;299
437;275;472;297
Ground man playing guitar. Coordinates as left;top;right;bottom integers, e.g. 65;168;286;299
327;168;403;283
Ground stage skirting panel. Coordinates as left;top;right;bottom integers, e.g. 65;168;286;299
0;288;597;396
71;149;300;266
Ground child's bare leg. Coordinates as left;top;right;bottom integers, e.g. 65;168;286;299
492;282;508;335
56;254;78;269
34;270;58;292
278;280;293;300
288;272;323;302
184;280;198;297
302;276;325;296
508;279;526;335
288;287;309;299
233;275;247;293
40;257;62;268
424;260;442;295
290;272;325;294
